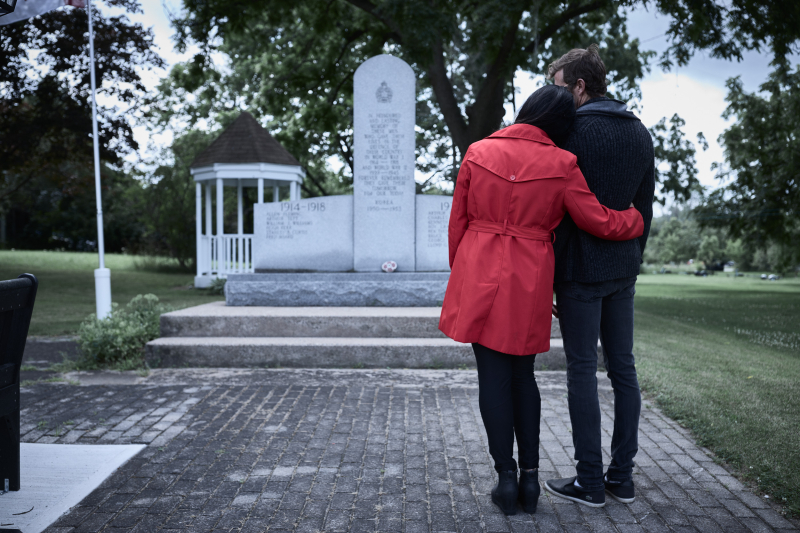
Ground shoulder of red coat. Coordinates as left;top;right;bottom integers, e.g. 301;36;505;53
465;136;576;182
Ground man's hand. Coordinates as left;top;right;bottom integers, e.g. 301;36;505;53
551;303;558;318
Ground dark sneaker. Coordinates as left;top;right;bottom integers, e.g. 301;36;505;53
544;476;605;508
604;475;635;503
491;470;519;515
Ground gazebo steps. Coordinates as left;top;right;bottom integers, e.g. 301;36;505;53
145;337;571;370
159;301;561;339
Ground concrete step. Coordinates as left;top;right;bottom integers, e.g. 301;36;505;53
161;302;561;339
146;337;573;370
22;336;80;367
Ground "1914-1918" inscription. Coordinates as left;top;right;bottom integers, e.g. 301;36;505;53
265;201;327;240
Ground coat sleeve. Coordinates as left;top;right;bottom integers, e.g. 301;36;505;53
448;150;472;268
563;162;644;241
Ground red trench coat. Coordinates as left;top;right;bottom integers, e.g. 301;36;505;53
438;124;644;356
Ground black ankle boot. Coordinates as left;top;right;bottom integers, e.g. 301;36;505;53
491;470;518;515
518;469;540;513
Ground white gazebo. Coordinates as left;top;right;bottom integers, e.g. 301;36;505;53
191;112;305;288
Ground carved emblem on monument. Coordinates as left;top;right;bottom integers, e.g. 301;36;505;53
375;81;393;103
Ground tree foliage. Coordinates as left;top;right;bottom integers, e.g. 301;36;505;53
150;0;800;193
647;215;704;264
696;59;800;271
0;0;163;250
136;129;216;268
649;113;707;204
647;0;800;69
151;0;656;191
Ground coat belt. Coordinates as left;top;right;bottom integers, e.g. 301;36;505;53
468;220;554;242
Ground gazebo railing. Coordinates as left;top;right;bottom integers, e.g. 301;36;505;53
198;234;254;277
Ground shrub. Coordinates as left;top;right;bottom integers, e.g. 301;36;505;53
76;294;171;370
208;277;226;295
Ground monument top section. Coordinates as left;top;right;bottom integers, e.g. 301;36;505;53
353;53;415;82
191;111;300;169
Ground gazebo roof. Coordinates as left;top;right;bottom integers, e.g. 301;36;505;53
190;112;301;169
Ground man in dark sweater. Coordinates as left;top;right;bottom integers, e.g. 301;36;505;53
543;45;655;508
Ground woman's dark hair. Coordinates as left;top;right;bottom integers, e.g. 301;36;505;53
514;85;576;146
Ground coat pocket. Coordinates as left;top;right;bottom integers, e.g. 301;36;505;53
454;281;500;339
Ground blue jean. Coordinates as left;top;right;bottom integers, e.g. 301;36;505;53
554;276;641;490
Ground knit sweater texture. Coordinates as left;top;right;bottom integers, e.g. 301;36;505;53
553;97;655;283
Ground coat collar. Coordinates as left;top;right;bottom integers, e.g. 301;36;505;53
577;97;640;121
487;124;555;146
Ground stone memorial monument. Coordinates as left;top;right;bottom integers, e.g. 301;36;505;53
226;54;452;306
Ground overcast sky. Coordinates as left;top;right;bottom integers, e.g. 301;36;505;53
102;0;784;200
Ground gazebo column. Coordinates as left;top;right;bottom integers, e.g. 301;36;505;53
290;181;299;201
216;178;224;274
237;179;244;272
273;184;280;202
205;183;212;275
195;183;202;277
257;178;264;204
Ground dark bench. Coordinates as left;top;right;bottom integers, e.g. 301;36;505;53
0;273;38;492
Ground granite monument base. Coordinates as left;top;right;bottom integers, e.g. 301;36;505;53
225;272;450;307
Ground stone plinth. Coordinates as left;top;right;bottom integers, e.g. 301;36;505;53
253;195;353;271
415;195;452;271
225;272;449;307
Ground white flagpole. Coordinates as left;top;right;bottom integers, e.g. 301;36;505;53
87;0;111;319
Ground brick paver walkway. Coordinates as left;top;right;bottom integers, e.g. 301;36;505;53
14;369;797;533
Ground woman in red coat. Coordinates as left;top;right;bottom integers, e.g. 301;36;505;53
439;85;644;515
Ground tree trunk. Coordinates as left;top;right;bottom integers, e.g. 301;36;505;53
427;11;522;164
466;79;508;149
428;57;510;161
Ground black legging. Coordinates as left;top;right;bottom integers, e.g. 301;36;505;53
473;343;541;472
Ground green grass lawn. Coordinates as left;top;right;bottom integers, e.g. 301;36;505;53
634;274;800;515
0;250;222;336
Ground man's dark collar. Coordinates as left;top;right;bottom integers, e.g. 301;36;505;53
579;96;611;108
575;96;640;121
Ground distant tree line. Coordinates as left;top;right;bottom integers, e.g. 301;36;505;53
644;208;797;275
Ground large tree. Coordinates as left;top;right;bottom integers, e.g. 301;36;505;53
696;59;800;273
151;0;800;196
0;0;163;249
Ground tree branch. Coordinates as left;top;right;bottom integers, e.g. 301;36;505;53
472;9;525;114
327;30;367;105
299;168;329;197
337;134;354;174
340;0;404;43
427;38;470;156
523;0;611;55
0;170;38;203
463;8;526;144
